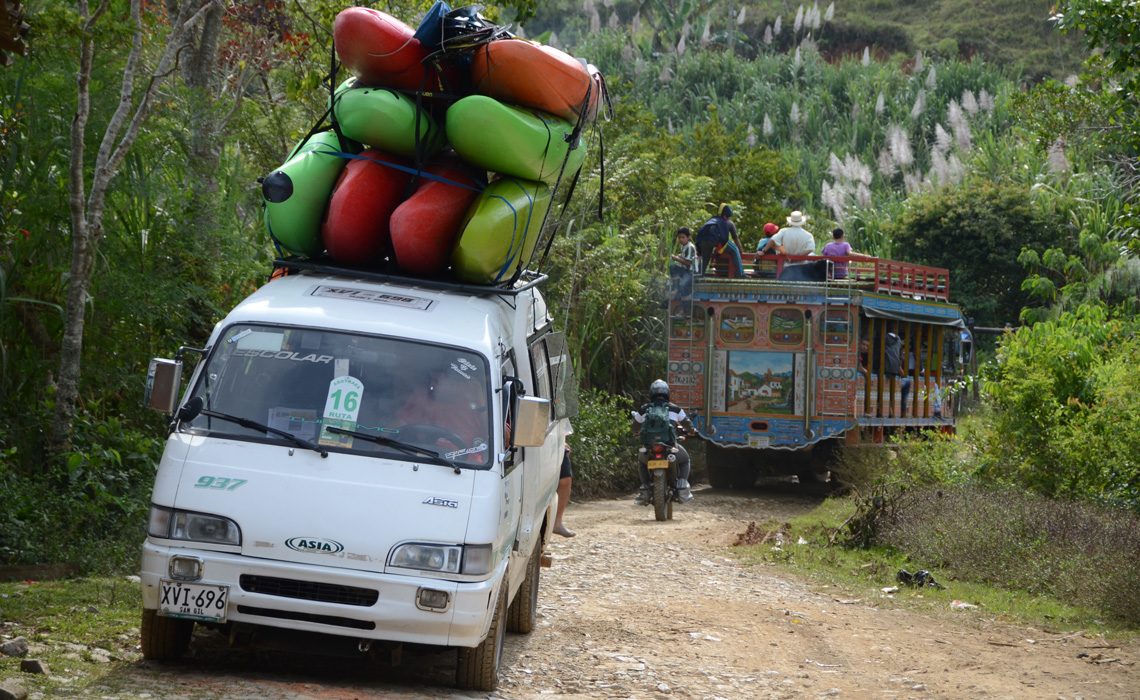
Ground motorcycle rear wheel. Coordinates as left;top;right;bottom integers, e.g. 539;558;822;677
652;469;668;521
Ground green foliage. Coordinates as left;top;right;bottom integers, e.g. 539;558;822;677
566;388;639;498
1019;231;1139;323
0;407;162;573
546;99;792;393
681;105;801;235
887;180;1068;327
842;197;905;258
981;303;1140;509
841;428;977;494
1011;80;1105;159
1053;0;1140;153
572;29;1015;234
1049;0;1140;256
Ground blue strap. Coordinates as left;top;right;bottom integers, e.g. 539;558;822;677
313;146;487;193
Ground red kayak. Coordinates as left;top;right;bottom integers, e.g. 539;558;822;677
322;150;412;266
334;7;448;92
389;158;484;276
471;39;601;123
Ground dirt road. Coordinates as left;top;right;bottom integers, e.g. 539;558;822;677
85;487;1135;699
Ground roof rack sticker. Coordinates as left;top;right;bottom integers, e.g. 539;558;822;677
307;284;434;311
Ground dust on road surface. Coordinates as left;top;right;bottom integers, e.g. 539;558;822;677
81;486;1135;699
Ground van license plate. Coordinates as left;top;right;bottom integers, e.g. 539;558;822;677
159;580;229;623
647;459;669;470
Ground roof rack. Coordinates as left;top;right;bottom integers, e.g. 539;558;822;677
273;258;548;297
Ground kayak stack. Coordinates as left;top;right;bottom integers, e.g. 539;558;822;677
260;2;607;285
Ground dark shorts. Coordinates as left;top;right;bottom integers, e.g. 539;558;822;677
560;451;573;479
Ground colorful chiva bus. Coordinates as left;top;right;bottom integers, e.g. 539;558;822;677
666;251;971;488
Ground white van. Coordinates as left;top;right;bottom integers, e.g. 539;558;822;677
141;268;575;690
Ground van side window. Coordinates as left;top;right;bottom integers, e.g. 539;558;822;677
501;356;517;465
544;332;578;420
528;338;553;419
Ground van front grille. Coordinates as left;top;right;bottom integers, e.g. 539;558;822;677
239;574;379;607
236;605;376;630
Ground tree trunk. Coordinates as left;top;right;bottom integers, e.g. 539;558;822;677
49;0;219;456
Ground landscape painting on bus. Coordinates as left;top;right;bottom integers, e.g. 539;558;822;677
724;351;796;415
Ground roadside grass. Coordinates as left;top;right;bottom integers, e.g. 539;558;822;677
730;497;1139;638
0;576;143;696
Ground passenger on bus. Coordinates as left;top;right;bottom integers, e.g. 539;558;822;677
695;205;744;278
753;222;780;278
755;222;779;253
821;227;855;279
771;210;816;256
669;226;698;299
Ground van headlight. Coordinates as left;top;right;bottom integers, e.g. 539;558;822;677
389;543;492;575
148;505;241;546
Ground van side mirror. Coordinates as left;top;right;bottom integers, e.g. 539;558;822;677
513;395;551;447
145;358;182;414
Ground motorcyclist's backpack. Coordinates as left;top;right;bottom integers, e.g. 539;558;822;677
640;403;676;446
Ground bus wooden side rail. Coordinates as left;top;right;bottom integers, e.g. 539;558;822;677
712;253;950;301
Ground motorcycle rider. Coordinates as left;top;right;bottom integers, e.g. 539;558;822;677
630;379;694;505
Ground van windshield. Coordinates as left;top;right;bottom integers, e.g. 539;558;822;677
181;324;493;467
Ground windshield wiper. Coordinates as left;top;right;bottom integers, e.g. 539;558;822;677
178;397;328;458
324;426;462;473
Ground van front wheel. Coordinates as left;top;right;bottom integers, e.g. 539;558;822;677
140;608;192;660
456;581;507;691
507;539;540;634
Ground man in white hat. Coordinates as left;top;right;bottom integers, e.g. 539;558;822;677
767;210;816;256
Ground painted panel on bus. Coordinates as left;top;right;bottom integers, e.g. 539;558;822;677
719;305;756;344
719;351;803;416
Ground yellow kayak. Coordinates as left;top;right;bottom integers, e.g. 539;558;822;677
451;177;551;283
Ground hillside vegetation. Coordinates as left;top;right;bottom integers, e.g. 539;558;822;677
525;0;1085;80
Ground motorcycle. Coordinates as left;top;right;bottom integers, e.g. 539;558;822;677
641;438;683;521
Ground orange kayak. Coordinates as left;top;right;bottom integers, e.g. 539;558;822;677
470;39;601;123
334;7;448;92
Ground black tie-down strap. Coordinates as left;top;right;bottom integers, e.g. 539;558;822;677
530;69;613;277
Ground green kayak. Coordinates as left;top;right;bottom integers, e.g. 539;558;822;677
452;177;552;284
333;82;444;159
446;95;586;184
261;130;347;257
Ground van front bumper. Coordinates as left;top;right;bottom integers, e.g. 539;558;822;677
141;540;501;648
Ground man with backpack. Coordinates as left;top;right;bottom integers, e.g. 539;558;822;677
630;379;694;504
694;204;745;278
